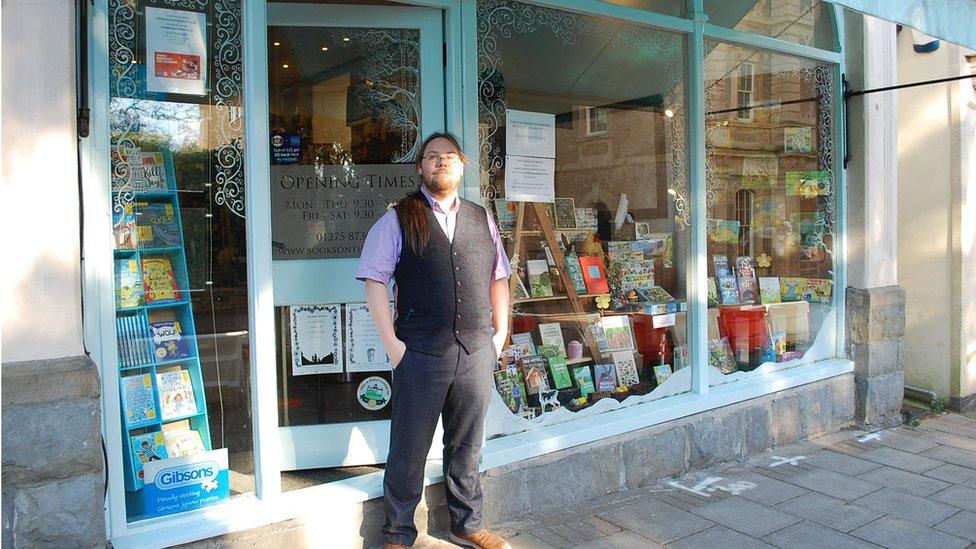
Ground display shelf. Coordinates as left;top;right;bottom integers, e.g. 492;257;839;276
565;356;594;365
112;147;212;493
513;293;610;304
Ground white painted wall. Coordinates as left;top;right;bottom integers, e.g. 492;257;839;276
897;32;976;401
1;0;85;363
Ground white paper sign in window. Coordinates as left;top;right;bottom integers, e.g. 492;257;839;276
145;7;208;95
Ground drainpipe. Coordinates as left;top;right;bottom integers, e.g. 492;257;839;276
904;384;938;405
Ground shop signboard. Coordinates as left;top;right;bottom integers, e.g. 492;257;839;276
140;449;229;519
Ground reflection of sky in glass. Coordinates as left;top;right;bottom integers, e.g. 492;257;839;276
110;98;202;150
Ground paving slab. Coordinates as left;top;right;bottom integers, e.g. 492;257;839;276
923;445;976;470
666;526;775;549
857;446;944;473
933;510;976;543
931;484;976;512
774;492;882;533
917;428;976;452
571;530;661;549
927;418;976;439
762;520;879;549
732;471;809;506
873;429;940;453
597;496;713;544
850;516;969;549
853;487;959;526
923;463;976;484
689;496;801;538
785;468;882;501
856;465;951;497
503;533;556;549
799;449;881;476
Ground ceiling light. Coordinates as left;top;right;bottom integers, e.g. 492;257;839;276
321;46;328;51
282;64;289;69
273;41;281;46
342;37;350;42
664;109;674;118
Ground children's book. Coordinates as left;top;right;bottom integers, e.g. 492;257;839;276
142;257;180;302
136;202;181;248
759;277;782;304
575;207;598;233
780;277;808;302
537;323;566;357
163;429;206;457
536;344;561;359
494;199;517;232
611;351;640;387
594;362;618;392
707;338;737;374
786;171;831;197
115;259;143;308
769;330;787;357
526;259;554;298
707;219;740;244
572;365;596;396
130;432;168;483
156;369;197;419
803;278;833;303
517;356;550;395
139;152;170;191
718;276;740;305
587;321;611;354
634;286;674;304
563;253;588;294
600;316;635;351
554;197;577;230
644;233;674;268
707;278;718;305
735;256;759;304
653;364;673;385
494;369;528;414
113;203;138;250
510;332;537;357
121;373;156;424
578;256;610;294
150;320;191;361
547;356;573;390
513;274;530;300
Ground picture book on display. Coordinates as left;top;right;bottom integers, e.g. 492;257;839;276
653;364;673;385
150;320;191;361
156;369;197;419
634;286;674;304
708;338;737;374
526;259;554;298
612;351;640;387
124;149;170;192
116;314;152;367
594;363;618;392
547;356;573;389
614;260;655;293
735;256;759;304
163;429;206;457
554;197;577;230
759;277;781;304
780;277;807;302
537;323;566;357
510;332;537;358
513;274;530;300
587;321;611;354
115;259;143;308
494;369;528;413
494;199;517;232
113;203;138;250
712;255;739;304
122;373;157;425
517;356;550;395
572;365;595;396
130;431;168;482
536;344;561;359
578;256;610;294
136;201;181;248
142;257;180;302
600;316;635;352
563;253;588;294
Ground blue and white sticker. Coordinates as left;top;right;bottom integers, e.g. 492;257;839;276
142;448;229;518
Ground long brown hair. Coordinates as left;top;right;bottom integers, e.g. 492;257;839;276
395;132;468;254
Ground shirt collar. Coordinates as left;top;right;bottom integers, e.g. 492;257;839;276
419;184;459;214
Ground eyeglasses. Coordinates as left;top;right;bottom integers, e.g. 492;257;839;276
422;153;462;164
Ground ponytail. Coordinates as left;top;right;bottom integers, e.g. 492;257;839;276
394;191;430;255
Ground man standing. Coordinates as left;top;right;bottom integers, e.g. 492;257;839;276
356;133;512;549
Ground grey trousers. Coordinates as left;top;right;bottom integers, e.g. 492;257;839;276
382;340;494;546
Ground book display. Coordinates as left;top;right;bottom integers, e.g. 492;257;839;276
494;199;684;418
111;147;212;493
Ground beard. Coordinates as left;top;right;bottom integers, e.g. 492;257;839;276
421;170;460;195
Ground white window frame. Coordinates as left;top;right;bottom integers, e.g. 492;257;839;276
736;61;755;120
584;105;609;136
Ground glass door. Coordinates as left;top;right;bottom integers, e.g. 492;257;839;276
266;3;444;470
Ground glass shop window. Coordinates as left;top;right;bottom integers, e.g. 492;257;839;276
106;0;253;522
703;0;836;51
477;0;690;438
704;41;838;382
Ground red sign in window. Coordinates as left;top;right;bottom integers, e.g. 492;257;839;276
154;52;201;81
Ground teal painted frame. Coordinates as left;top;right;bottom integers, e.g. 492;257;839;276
83;0;847;542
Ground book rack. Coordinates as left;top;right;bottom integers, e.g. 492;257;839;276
112;148;212;493
506;201;604;361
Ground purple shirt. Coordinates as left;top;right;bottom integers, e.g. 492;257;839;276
356;188;512;287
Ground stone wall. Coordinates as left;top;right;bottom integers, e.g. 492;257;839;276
846;285;906;429
188;373;854;548
1;356;106;547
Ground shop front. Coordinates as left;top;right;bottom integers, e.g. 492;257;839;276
82;0;864;545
